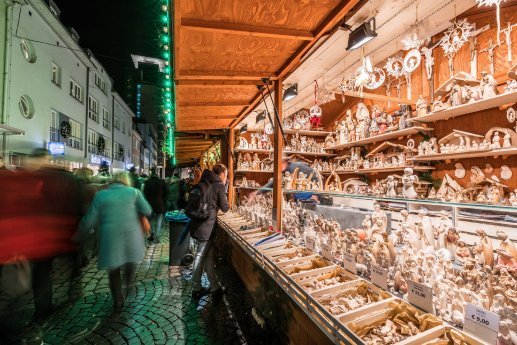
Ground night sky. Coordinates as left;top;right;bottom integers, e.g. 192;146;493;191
53;0;162;94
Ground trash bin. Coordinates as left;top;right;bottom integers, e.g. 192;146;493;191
166;211;192;266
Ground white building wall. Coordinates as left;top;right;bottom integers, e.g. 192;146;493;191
5;2;92;168
112;92;134;171
131;129;142;173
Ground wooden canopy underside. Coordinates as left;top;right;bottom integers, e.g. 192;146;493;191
174;0;360;162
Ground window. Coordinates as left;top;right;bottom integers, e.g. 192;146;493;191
114;116;120;130
51;63;61;86
87;130;98;154
122;121;125;134
88;96;99;122
68;119;82;150
20;39;37;63
50;110;59;142
19;95;35;119
95;73;107;94
69;79;83;102
102;108;110;129
114;142;125;162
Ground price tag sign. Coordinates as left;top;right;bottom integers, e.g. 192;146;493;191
321;243;332;261
371;265;388;290
305;236;315;252
407;280;434;314
342;252;357;274
464;303;499;344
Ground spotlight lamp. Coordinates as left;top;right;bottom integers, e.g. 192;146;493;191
346;18;377;51
283;83;298;101
240;124;248;134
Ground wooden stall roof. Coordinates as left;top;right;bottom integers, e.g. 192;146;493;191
173;0;361;161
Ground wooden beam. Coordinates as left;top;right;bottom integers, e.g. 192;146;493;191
178;73;277;81
229;90;264;128
181;18;314;41
228;129;235;208
176;120;232;131
178;102;250;107
173;0;181;80
277;0;361;79
273;78;283;233
176;80;272;86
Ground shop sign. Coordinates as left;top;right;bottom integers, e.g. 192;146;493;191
321;242;332;261
463;303;499;344
90;154;111;166
47;142;65;155
371;265;388;290
342;252;357;274
305;236;315;252
407;280;434;313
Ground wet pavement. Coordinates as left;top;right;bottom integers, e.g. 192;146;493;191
0;228;280;345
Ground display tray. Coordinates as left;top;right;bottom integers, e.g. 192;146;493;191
311;280;393;319
399;325;489;345
327;127;433;150
410;147;517;161
292;265;358;292
341;299;443;344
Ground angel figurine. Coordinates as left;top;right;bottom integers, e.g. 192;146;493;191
386;175;398;197
401;167;418;199
480;71;498;100
416;95;427;117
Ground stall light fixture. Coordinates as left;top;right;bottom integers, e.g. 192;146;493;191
346;18;377;51
240;124;248;134
282;83;298;101
255;111;266;123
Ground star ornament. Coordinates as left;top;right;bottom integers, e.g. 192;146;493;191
440;19;475;56
476;0;507;44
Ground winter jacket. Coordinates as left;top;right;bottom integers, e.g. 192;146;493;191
143;175;168;214
189;169;229;241
79;183;152;269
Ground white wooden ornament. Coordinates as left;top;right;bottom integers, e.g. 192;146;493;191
455;163;466;179
501;165;513;180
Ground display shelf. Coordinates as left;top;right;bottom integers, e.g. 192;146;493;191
319;165;434;174
234;148;272;154
282;189;517;213
410;147;517;161
284;129;333;137
408;91;517;123
235;170;273;173
340;90;416;105
285;150;337;157
327;127;432;150
234;186;271;191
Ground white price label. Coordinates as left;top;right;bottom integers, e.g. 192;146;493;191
321;243;332;261
407;280;434;314
305;236;315;252
342;252;357;274
464;303;499;344
371;265;388;290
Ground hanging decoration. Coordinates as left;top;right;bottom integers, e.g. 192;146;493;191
385;56;405;78
264;122;274;135
310;81;322;128
476;0;506;45
60;121;71;138
501;22;517;62
97;136;106;153
365;68;385;90
440;19;475;77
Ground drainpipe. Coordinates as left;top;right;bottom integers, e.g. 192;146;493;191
1;4;14;160
84;67;89;161
111;93;114;174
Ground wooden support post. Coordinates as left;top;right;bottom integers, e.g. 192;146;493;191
228;128;235;208
273;78;283;233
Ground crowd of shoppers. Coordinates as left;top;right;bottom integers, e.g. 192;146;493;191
0;150;230;344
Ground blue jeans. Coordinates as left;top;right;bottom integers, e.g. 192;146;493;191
151;213;164;238
191;240;219;292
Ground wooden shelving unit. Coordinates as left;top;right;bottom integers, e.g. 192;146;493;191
235;170;273;173
234;148;272;154
410;147;517;161
327;127;433;150
408;91;517;123
285;150;337;157
319;165;434;174
284;129;333;137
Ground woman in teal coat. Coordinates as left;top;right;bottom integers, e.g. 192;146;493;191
79;172;152;311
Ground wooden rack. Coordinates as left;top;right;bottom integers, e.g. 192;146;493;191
410;147;517;161
328;127;433;150
320;165;434;174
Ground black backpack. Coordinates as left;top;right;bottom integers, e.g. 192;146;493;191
185;180;213;220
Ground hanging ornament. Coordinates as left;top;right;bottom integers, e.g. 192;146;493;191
264;122;274;135
476;0;506;45
365;68;385;89
355;56;375;93
440;19;475;55
401;32;425;51
310;81;322;128
385;56;405;78
403;49;422;73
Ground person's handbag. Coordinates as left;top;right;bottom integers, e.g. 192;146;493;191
1;256;31;298
140;215;151;235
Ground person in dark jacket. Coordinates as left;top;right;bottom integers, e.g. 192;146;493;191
143;167;168;242
128;167;142;190
190;164;229;299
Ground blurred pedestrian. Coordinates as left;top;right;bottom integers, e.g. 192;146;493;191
189;164;229;299
128;166;141;190
143;167;168;242
78;172;151;312
166;176;180;211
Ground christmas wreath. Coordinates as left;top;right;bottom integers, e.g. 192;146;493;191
97;136;106;152
60;121;71;138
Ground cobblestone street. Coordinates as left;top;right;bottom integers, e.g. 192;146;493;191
0;229;278;345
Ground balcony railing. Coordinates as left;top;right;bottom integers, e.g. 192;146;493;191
113;152;124;162
103;120;110;130
66;136;82;150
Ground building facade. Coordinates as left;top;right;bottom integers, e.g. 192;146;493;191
112;92;134;172
0;0;135;173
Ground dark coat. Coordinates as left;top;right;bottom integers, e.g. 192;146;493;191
189;169;229;241
144;175;168;214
